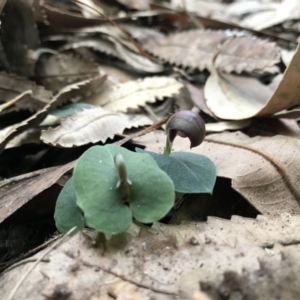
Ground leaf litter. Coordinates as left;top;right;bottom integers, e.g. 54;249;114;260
1;0;300;299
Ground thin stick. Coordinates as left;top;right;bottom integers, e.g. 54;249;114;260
0;90;32;113
115;114;172;146
6;228;76;300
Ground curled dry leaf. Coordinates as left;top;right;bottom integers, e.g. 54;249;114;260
41;107;147;147
85;76;184;112
205;43;300;120
2;215;300;299
135;131;300;217
35;53;100;91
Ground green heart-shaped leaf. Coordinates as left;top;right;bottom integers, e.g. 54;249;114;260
136;149;216;194
73;145;174;234
54;178;84;235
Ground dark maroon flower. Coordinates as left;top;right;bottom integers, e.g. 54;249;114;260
166;110;206;149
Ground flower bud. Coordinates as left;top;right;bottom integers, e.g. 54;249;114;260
166;110;206;149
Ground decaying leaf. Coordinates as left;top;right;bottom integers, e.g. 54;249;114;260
85;76;184;112
0;72;53;111
41;107;147;147
1;0;40;76
205;43;300;120
135;131;300;217
2;214;300;299
35;53;100;91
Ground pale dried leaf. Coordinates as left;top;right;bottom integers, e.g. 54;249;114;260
116;0;149;10
204;71;273;120
61;38;119;58
206;43;300;120
215;37;280;74
241;0;300;30
41;107;132;147
35;53;100;91
206;120;252;132
171;0;227;18
135;131;300;217
85;77;184;112
63;36;163;73
2;215;300;299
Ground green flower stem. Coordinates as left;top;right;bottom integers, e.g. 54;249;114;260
163;137;172;156
114;153;132;202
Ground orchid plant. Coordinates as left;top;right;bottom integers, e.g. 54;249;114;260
54;110;216;235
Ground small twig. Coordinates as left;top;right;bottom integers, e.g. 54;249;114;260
115;114;172;146
0;90;32;113
6;228;76;300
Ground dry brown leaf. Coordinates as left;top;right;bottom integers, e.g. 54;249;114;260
2;215;300;299
0;72;53;111
41;107;137;147
85;76;184;112
145;29;280;73
215;36;280;74
205;43;300;120
0;161;75;225
135;131;300;217
145;29;228;71
35;53;100;91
